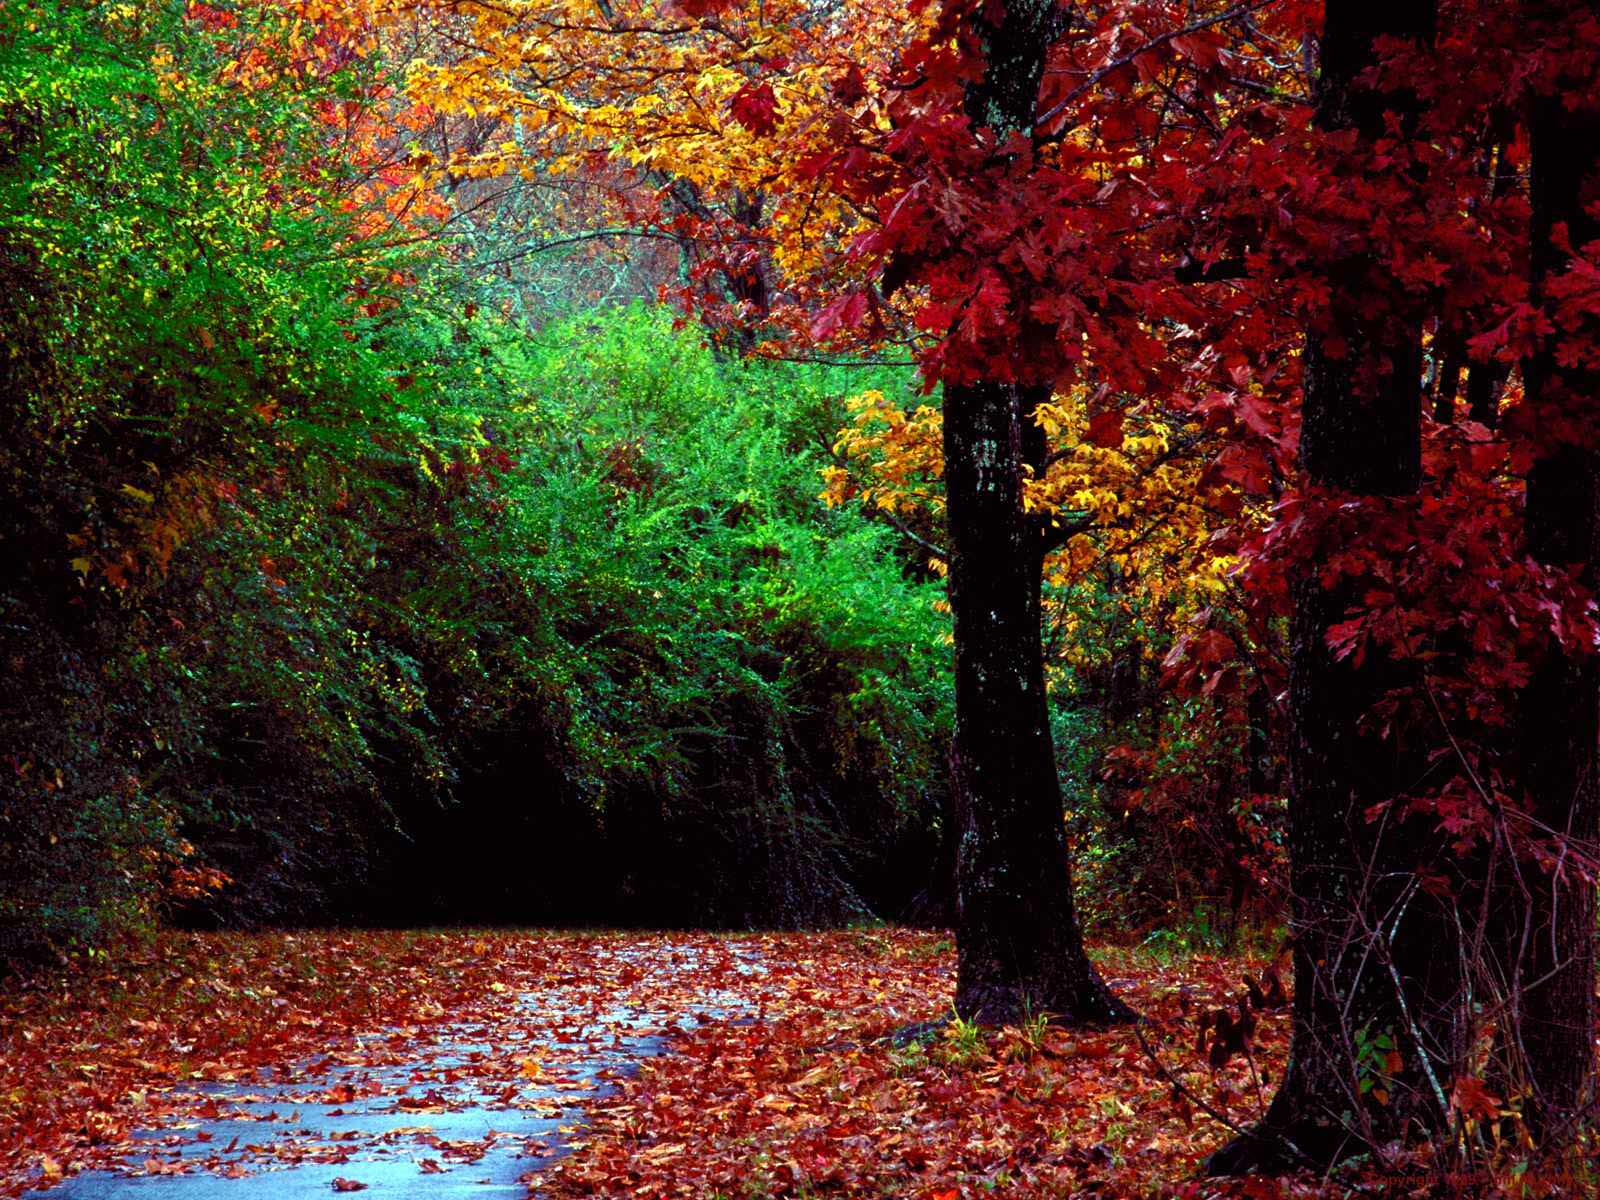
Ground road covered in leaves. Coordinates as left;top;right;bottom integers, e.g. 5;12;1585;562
3;930;1301;1199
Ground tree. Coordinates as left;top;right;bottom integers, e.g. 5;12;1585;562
392;0;906;339
402;0;1140;1025
823;382;1277;960
1207;0;1460;1172
390;0;1600;1072
906;0;1138;1027
1506;11;1600;1137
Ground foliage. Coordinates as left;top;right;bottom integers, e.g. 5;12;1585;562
822;385;1285;942
393;0;911;336
0;0;436;959
401;306;952;928
0;0;952;967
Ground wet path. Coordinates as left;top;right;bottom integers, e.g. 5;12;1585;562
39;943;764;1199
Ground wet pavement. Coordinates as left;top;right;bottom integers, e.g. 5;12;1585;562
39;943;765;1199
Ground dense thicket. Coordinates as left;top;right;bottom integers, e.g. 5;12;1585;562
0;0;952;967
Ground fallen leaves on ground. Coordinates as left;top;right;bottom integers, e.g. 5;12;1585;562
538;931;1310;1199
0;929;759;1196
5;928;1522;1199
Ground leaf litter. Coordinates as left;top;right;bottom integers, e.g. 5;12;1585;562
5;928;1433;1199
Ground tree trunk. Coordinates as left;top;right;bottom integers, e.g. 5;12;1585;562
1247;680;1274;798
936;0;1133;1027
1465;357;1507;429
945;381;1133;1025
1512;93;1600;1141
1432;340;1464;424
1464;126;1516;429
1208;0;1457;1173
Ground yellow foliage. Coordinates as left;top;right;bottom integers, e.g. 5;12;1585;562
824;388;1243;658
821;391;944;517
383;0;917;285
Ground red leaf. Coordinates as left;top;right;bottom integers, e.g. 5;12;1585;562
1450;1076;1501;1123
810;291;870;340
667;0;736;14
729;82;779;137
1086;410;1124;449
832;65;868;105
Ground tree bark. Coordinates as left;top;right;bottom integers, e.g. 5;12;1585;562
1465;357;1507;429
945;381;1133;1025
1208;0;1457;1173
1512;91;1600;1141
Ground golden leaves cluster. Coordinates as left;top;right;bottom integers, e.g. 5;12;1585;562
387;0;915;278
824;388;1237;639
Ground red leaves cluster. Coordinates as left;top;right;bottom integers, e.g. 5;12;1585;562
1192;969;1287;1071
794;0;1600;775
668;0;739;17
729;81;780;136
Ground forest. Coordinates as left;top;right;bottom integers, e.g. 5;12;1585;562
2;0;1599;1196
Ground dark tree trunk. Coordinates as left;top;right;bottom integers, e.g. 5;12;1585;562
1464;126;1516;429
1465;358;1507;429
1208;0;1458;1174
1247;681;1274;797
1512;94;1600;1140
728;191;770;306
936;0;1133;1027
945;381;1133;1025
1516;452;1600;1136
1432;340;1464;424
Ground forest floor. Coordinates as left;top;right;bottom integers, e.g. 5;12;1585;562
0;927;1516;1200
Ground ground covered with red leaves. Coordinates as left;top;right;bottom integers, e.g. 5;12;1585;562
538;931;1303;1200
0;929;1550;1199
